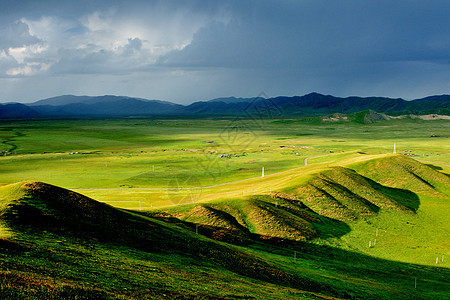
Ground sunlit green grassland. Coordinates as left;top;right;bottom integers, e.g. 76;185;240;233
0;118;448;186
0;117;448;207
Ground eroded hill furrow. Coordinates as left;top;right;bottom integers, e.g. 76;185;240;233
352;155;450;197
174;205;253;245
319;167;411;211
296;167;417;221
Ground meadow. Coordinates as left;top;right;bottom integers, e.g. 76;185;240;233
0;117;448;193
0;116;449;298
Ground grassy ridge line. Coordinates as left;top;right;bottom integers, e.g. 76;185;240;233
158;154;450;267
0;181;350;298
1;179;448;298
161;154;423;242
306;155;450;266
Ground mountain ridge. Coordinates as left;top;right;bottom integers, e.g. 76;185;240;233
1;92;449;118
29;94;178;106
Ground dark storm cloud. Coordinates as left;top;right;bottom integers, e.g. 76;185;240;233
0;21;41;50
0;0;448;102
161;1;450;68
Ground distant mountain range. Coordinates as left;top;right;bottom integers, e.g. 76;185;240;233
1;93;449;119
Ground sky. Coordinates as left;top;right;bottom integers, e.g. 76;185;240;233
0;0;449;104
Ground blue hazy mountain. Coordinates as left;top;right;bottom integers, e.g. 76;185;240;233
28;95;183;117
1;93;449;118
181;93;449;116
0;103;41;119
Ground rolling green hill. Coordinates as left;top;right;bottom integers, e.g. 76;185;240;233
158;155;449;258
1;155;449;298
0;181;340;299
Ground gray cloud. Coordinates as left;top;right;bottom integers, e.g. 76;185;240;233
123;38;142;54
0;21;41;50
0;0;449;103
161;1;450;68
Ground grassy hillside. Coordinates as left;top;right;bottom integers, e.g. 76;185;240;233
157;155;449;267
0;181;341;299
0;175;449;299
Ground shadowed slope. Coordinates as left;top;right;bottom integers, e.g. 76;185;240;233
164;195;325;244
351;155;450;197
296;166;418;221
0;181;339;297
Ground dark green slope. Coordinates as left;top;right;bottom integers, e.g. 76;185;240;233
0;181;343;299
